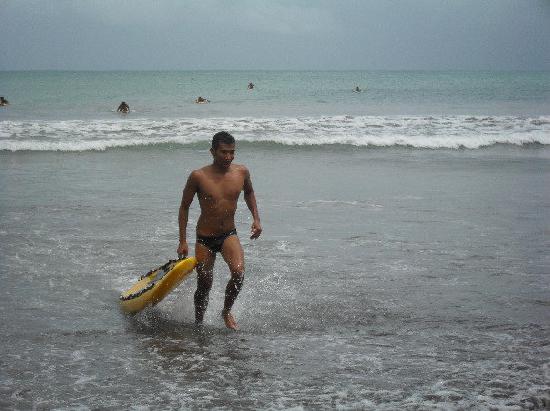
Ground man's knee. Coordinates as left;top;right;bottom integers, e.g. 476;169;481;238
229;260;245;277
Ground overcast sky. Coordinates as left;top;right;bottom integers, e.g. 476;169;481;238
1;0;549;71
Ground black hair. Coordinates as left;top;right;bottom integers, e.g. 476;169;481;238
211;131;235;150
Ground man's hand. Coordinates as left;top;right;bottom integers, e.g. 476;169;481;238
250;221;262;239
177;241;189;258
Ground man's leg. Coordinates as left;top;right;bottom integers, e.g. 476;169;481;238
221;235;245;330
194;243;216;324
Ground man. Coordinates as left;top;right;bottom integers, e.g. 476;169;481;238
117;101;129;113
195;96;209;104
177;131;262;330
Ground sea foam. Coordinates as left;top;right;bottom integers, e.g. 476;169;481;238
1;115;549;151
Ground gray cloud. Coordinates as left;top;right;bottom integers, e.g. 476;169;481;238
1;0;549;70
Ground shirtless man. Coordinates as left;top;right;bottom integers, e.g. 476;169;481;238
177;131;262;330
117;101;129;113
195;96;210;104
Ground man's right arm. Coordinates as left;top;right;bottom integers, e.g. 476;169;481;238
177;171;198;257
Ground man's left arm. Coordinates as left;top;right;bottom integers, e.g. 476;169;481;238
243;167;262;239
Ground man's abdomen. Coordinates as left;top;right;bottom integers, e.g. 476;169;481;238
196;207;237;237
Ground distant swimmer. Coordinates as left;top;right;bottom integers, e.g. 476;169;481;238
0;96;9;106
117;101;130;113
248;82;254;90
195;96;210;104
354;86;361;92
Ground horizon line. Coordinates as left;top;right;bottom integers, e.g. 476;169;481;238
1;68;549;73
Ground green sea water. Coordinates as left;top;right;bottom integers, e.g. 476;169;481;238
1;70;549;119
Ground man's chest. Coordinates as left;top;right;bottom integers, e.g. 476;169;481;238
198;174;244;201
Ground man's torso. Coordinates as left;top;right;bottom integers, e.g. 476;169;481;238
195;164;245;236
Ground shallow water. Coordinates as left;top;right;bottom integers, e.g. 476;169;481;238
1;144;549;409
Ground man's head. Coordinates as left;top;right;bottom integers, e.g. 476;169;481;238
211;131;235;150
211;131;236;169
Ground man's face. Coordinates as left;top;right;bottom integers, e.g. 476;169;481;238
211;142;235;169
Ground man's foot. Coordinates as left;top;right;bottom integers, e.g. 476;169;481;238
222;311;239;330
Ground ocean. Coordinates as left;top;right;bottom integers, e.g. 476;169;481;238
1;70;549;409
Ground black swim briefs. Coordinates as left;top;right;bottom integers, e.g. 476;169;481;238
196;229;237;253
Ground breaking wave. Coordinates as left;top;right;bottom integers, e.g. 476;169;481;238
1;115;549;151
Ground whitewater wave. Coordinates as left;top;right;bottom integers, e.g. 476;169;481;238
1;115;549;151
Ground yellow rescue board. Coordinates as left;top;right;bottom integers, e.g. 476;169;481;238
119;257;197;313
